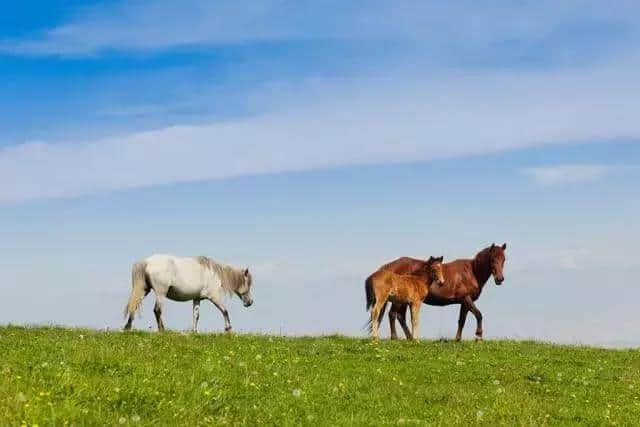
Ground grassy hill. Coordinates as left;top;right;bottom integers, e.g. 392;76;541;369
1;326;639;425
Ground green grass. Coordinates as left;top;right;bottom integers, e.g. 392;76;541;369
1;326;639;426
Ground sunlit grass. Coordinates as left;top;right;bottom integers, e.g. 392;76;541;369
1;326;639;425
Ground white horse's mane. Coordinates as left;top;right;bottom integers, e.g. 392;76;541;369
195;256;245;295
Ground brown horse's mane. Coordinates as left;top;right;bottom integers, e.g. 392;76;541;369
471;246;494;287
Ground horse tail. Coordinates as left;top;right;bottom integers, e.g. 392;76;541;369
365;274;375;311
364;301;388;333
364;274;387;332
123;261;149;319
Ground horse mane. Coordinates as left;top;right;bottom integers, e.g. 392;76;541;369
471;246;494;285
195;256;244;295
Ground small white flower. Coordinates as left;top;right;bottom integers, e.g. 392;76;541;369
292;388;301;398
118;416;126;424
200;381;208;389
493;380;500;385
476;410;484;421
131;414;141;423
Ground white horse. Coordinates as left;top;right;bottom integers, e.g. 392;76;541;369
123;254;253;332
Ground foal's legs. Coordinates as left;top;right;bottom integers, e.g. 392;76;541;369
208;297;232;332
153;295;166;332
192;299;201;333
370;292;389;340
455;304;469;341
409;301;421;341
463;296;483;341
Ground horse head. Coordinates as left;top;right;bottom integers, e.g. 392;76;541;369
489;243;507;285
236;268;254;307
427;256;445;286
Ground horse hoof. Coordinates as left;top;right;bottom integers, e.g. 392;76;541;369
475;336;483;342
225;327;232;334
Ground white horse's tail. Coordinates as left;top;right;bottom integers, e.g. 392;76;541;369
124;261;148;319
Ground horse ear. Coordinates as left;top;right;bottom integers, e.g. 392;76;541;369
491;243;496;250
438;256;444;262
244;268;249;276
502;243;507;250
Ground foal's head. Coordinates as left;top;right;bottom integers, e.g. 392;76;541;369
427;256;445;286
236;268;254;307
489;243;507;285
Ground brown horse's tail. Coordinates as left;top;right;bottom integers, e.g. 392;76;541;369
123;261;149;319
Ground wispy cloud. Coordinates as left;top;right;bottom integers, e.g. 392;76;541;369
0;1;638;56
524;165;610;186
510;248;590;272
2;61;639;202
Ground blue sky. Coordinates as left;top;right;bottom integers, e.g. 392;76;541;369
1;1;639;346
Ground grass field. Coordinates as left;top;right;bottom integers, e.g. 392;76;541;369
1;326;639;425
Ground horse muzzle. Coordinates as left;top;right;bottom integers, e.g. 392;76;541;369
243;299;254;308
495;277;504;286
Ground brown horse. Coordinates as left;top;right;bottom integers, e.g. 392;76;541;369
365;256;444;340
380;243;507;341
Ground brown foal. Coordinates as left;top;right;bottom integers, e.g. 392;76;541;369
365;256;444;340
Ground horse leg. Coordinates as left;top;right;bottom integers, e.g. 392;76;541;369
370;298;387;340
377;302;388;330
409;301;421;341
124;315;133;331
397;304;413;340
123;288;150;331
455;304;469;341
388;303;399;340
209;298;232;333
192;299;201;333
153;295;166;332
463;296;483;341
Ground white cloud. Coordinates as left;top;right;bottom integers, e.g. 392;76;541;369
524;165;609;186
2;62;640;202
509;248;589;272
0;1;638;55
